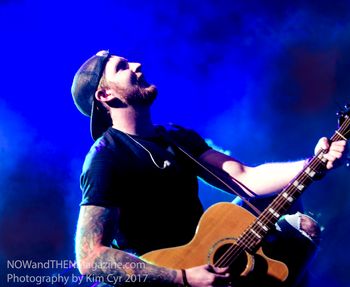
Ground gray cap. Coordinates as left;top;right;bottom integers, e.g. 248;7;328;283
71;50;112;141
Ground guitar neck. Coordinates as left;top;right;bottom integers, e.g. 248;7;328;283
237;116;349;252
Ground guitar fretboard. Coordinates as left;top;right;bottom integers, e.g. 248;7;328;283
237;115;350;252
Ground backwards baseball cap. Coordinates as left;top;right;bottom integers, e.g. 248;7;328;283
71;50;112;141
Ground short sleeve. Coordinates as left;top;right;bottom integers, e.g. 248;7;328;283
166;124;212;158
80;144;120;207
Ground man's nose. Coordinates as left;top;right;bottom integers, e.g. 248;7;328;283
130;62;141;73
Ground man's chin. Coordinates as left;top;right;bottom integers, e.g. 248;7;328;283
127;86;157;106
146;85;158;96
142;86;158;105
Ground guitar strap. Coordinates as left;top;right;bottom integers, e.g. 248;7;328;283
162;125;262;216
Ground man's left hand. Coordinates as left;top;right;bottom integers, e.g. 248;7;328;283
315;137;348;169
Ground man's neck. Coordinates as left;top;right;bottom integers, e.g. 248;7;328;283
110;106;156;137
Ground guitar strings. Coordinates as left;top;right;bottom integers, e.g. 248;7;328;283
215;120;350;269
215;154;324;266
215;154;331;267
215;124;348;268
220;156;326;266
213;117;350;268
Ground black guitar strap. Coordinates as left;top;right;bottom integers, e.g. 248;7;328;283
161;124;262;216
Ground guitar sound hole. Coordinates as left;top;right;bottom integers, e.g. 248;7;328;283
213;243;247;276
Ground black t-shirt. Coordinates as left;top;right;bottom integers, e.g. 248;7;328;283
80;125;211;255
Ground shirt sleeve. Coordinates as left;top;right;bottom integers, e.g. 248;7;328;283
79;145;120;207
167;124;212;158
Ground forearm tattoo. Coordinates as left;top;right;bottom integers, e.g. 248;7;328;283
75;206;177;286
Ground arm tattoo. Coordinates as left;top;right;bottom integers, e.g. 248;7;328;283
75;206;177;286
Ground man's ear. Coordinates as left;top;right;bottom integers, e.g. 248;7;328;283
95;89;114;102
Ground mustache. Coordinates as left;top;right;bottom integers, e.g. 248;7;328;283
137;74;153;88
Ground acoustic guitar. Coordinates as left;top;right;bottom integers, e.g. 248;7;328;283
141;106;350;286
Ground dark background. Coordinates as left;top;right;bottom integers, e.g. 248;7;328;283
0;0;350;286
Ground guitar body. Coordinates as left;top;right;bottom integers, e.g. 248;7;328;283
141;109;350;286
141;202;288;286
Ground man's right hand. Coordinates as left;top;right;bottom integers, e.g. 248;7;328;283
183;264;231;287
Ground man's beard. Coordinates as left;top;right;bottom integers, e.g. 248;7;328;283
123;84;158;107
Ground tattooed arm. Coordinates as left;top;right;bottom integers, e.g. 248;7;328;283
75;205;182;286
75;205;231;286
